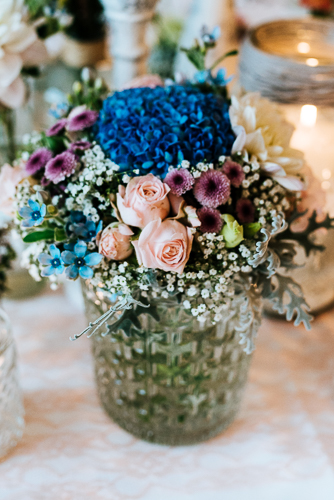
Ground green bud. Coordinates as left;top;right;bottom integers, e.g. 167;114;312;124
47;205;57;215
244;222;261;239
72;81;82;94
221;214;244;248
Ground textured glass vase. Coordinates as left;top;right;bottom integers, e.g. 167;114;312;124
82;282;262;445
0;307;24;459
84;286;262;445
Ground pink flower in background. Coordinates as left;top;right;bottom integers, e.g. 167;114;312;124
222;160;245;188
25;148;53;175
46;119;68;137
0;2;48;109
117;174;170;228
0;162;26;215
122;74;164;90
194;170;231;208
236;198;255;224
301;0;333;12
291;166;326;232
132;218;193;274
198;207;223;233
97;223;134;261
164;168;194;196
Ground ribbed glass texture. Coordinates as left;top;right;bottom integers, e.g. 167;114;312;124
83;284;261;445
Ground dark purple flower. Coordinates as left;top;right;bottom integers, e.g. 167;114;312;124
46;119;68;137
194;170;230;208
26;148;53;175
198;207;223;233
67;109;99;132
69;141;91;152
236;198;255;223
222;160;245;188
45;152;77;184
164;168;194;196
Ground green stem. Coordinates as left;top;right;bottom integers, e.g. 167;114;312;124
209;49;238;71
1;108;16;164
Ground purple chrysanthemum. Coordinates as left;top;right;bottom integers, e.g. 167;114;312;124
67;110;99;132
69;140;91;152
222;160;245;188
194;170;230;208
236;198;255;223
164;168;194;196
26;148;53;175
46;119;68;137
198;207;223;233
45;151;77;184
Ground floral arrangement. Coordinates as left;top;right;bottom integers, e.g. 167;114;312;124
10;30;334;351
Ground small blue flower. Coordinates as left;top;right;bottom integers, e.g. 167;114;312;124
19;199;46;228
75;219;103;242
194;68;233;87
201;25;221;46
61;240;103;280
38;245;65;277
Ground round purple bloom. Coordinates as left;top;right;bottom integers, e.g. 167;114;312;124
46;119;68;137
194;170;230;208
236;198;255;223
67;109;99;132
222;160;245;188
164;168;194;196
45;151;77;184
26;148;53;175
198;207;223;233
69;140;91;152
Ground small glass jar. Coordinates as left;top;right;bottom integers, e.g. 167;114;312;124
81;281;262;445
239;18;334;313
0;307;24;459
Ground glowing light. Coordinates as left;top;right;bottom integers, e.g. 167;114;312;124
297;42;310;54
322;169;331;180
322;181;331;190
306;58;319;67
300;105;317;127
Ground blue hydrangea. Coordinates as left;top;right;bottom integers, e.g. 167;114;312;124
94;85;235;178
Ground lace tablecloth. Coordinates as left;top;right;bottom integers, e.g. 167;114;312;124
1;288;334;500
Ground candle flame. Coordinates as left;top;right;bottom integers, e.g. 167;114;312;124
300;105;317;127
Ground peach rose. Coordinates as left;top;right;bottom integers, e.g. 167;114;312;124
97;223;134;261
132;218;194;274
0;163;27;215
117;174;170;229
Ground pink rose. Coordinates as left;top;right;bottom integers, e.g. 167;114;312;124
117;174;170;228
97;223;134;261
0;163;27;215
121;74;164;90
132;218;194;274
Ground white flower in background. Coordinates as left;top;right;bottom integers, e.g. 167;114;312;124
0;0;48;109
229;92;305;191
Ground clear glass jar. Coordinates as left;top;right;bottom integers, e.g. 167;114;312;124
82;282;262;445
0;307;24;459
239;18;334;314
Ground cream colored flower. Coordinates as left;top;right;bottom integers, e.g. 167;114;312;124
0;0;47;109
229;92;304;191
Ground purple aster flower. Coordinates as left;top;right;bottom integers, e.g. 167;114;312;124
222;160;245;188
25;148;53;175
45;151;77;184
67;107;99;132
69;140;91;152
164;168;194;196
236;198;255;224
46;119;68;137
198;207;223;233
194;170;230;208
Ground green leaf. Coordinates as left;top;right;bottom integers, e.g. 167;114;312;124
55;228;67;242
180;47;206;71
43;135;65;154
244;222;262;238
23;229;55;243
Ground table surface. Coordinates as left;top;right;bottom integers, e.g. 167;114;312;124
1;286;334;500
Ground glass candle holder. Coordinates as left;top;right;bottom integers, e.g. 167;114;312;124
0;307;24;459
239;18;334;313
